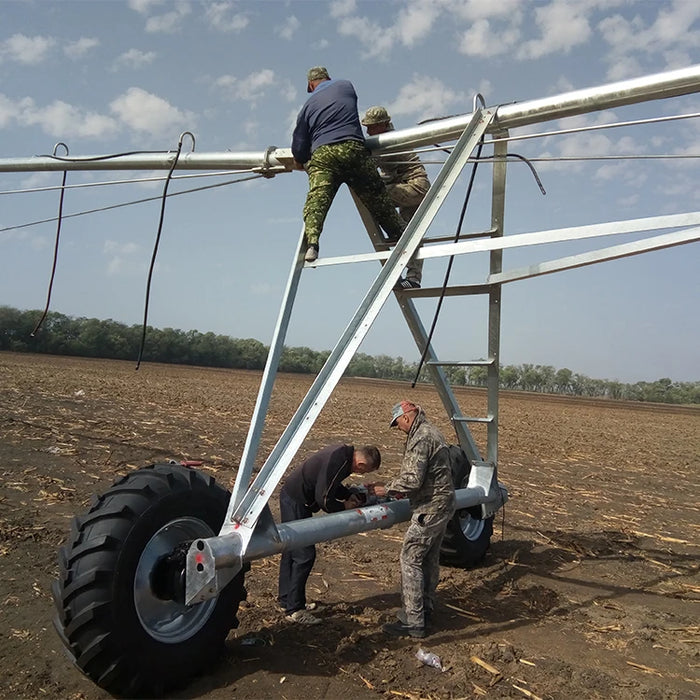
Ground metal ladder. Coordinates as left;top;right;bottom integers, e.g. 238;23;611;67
351;124;509;473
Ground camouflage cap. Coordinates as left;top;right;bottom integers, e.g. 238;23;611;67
307;66;330;82
361;105;391;125
390;400;418;427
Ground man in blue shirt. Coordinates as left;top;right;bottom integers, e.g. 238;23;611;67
292;66;407;264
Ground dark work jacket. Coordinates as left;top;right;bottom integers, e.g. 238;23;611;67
291;79;365;164
281;443;354;513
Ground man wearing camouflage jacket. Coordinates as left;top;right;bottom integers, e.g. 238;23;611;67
374;401;456;638
362;106;431;289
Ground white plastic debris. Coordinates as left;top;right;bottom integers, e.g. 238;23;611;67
416;648;444;671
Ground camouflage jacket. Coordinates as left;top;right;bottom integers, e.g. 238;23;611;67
386;408;456;515
374;124;429;186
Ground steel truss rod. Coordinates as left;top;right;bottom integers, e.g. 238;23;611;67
1;65;698;174
490;227;700;284
305;211;700;268
227;225;307;512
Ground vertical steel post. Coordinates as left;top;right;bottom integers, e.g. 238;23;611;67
487;132;508;465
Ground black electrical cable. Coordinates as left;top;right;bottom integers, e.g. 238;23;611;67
30;169;67;337
411;150;546;386
411;139;485;387
36;149;171;162
135;135;189;370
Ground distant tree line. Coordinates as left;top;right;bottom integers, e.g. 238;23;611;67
1;306;697;405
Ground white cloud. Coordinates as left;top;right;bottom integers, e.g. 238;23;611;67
281;80;297;103
275;15;300;40
128;0;165;13
443;0;523;22
1;34;55;64
518;1;592;60
598;1;700;79
104;239;146;276
389;74;466;123
459;18;520;57
64;37;100;59
0;93;22;128
335;13;395;58
17;98;119;139
114;48;157;69
330;0;356;19
215;69;277;102
144;0;191;33
394;1;440;46
330;0;439;58
205;2;249;32
110;87;195;137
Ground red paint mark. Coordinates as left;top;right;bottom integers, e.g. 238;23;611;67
195;553;204;564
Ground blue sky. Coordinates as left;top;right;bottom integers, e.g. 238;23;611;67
0;0;698;383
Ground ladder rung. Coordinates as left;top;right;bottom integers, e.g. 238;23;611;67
427;359;494;367
423;227;498;244
453;415;494;424
399;284;493;297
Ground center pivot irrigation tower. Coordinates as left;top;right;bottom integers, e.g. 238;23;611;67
2;66;698;696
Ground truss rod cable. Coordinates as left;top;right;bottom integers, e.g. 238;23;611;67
30;168;67;337
484;153;546;194
0;172;266;235
490;110;700;145
35;148;178;162
0;168;271;196
412;139;485;388
136;133;191;370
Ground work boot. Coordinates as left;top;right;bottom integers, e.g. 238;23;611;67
396;608;432;626
304;244;319;262
286;609;322;625
279;602;323;613
394;278;420;291
382;620;425;639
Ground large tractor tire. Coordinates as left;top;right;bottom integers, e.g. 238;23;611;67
52;463;246;697
440;446;494;567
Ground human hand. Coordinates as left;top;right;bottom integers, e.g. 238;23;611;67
292;159;305;171
368;483;387;498
344;493;363;509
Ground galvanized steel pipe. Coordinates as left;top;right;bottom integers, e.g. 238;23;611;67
0;64;698;173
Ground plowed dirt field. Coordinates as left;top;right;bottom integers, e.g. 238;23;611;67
1;352;698;699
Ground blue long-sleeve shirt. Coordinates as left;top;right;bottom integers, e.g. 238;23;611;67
291;79;365;164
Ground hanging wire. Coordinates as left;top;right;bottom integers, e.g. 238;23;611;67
30;143;70;337
411;139;485;387
0;168;273;196
135;132;193;370
410;148;547;386
0;171;268;235
490;110;700;145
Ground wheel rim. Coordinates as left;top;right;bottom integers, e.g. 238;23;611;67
457;511;485;541
134;517;218;643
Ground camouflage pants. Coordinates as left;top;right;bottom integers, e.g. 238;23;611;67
400;506;453;629
386;176;431;223
302;141;405;246
386;176;431;284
